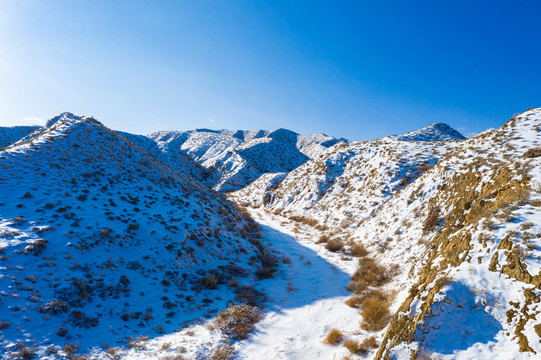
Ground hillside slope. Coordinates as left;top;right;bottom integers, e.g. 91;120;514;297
231;112;541;359
0;125;40;149
0;114;270;356
231;133;458;233
372;108;541;359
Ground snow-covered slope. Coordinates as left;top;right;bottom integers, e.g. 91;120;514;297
393;122;466;141
116;130;209;182
3;110;540;359
0;125;41;149
231;111;541;359
0;114;272;356
148;128;345;192
371;109;541;359
232;136;458;232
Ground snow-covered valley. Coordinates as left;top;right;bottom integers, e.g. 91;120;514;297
2;110;541;359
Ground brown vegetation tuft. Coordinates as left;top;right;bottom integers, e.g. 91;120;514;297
325;238;344;252
523;147;541;159
422;205;441;234
347;257;392;294
324;328;343;345
360;290;391;331
350;243;368;257
209;303;262;340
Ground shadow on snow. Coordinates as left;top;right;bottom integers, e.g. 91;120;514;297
416;281;503;355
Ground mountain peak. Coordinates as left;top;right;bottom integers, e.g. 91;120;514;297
45;112;100;128
395;122;465;142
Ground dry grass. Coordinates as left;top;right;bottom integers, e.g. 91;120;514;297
523;147;541;158
344;295;363;308
360;290;391;332
325;238;344;252
209;303;262;340
343;336;379;355
347;257;392;294
324;328;343;345
423;205;441;234
289;215;319;227
343;339;367;355
316;234;330;244
209;343;235;360
349;243;368;257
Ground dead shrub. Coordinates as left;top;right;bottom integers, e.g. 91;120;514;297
325;238;344;252
289;215;318;227
255;267;275;279
0;320;10;329
344;296;363;308
344;335;378;355
350;243;368;257
362;335;378;349
234;285;267;307
523;147;541;158
316;234;330;244
10;343;37;360
255;251;279;279
24;239;48;255
324;328;343;345
38;300;69;315
209;343;235;360
343;339;367;355
209;303;262;340
203;274;219;289
62;343;79;356
423;205;441;234
360;290;391;332
347;258;391;294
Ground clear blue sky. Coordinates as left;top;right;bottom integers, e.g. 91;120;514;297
1;1;540;139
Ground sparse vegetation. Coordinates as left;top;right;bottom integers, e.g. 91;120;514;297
9;343;37;360
422;205;441;234
360;290;391;331
325;238;344;252
0;320;11;329
209;343;236;360
343;339;367;355
324;328;344;345
350;243;368;257
523;147;541;158
347;257;393;294
343;336;378;355
209;303;263;340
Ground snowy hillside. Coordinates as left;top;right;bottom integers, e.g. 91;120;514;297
230;111;541;359
0;114;275;358
231;136;458;232
0;126;40;149
148;128;345;192
116;130;210;182
2;110;541;359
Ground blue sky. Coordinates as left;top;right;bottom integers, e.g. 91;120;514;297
0;1;540;140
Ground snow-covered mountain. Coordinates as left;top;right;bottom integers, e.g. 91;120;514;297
392;122;466;142
0;113;274;356
230;110;541;359
2;111;540;359
148;128;345;192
